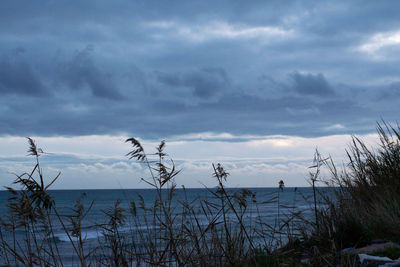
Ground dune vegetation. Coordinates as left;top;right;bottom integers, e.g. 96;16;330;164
0;121;400;266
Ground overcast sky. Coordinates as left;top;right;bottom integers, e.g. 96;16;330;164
0;1;399;189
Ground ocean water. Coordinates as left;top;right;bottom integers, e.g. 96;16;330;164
0;187;334;265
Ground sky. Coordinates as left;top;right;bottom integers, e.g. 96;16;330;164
0;1;399;189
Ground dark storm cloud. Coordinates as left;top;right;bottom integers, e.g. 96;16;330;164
290;72;334;97
155;68;230;99
0;0;400;139
0;52;47;96
57;46;123;100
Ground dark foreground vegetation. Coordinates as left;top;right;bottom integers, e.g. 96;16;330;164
1;121;400;266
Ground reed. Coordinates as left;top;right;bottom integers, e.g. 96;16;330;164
296;121;400;266
1;121;398;266
0;137;295;266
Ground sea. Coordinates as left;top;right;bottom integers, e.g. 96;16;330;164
0;187;334;265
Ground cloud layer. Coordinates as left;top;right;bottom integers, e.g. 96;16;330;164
0;1;399;188
0;1;399;139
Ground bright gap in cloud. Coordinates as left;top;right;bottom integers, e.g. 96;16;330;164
323;124;346;131
359;30;400;56
145;20;292;42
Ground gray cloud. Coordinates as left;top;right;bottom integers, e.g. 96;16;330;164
0;0;399;139
155;68;230;99
56;46;123;100
290;72;334;97
0;52;47;96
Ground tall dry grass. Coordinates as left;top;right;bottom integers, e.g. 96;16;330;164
2;121;398;266
307;122;400;257
0;137;300;266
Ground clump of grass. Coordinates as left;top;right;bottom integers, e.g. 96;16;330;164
306;121;400;257
0;138;91;266
122;139;269;266
248;121;400;266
